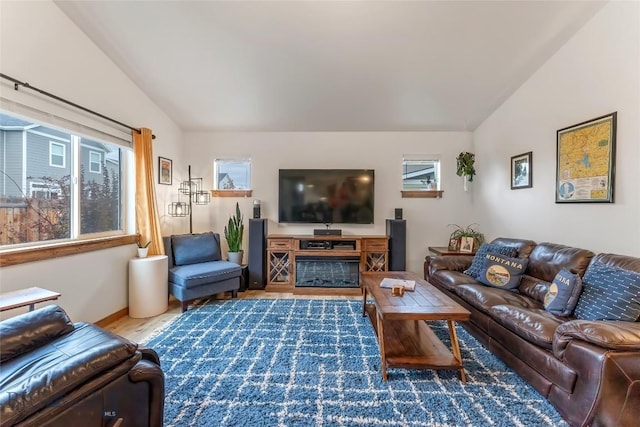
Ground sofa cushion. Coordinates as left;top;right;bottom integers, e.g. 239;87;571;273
490;237;537;258
170;260;241;289
574;261;640;321
490;305;563;349
544;268;583;317
525;242;594;283
429;270;479;292
172;232;222;266
0;305;74;363
454;284;542;315
464;243;517;279
477;253;528;290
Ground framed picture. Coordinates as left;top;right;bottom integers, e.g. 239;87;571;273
158;157;172;185
459;236;474;253
511;151;532;189
448;238;459;251
556;112;616;203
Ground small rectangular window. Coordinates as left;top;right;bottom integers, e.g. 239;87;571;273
213;159;251;190
89;151;102;174
50;141;66;167
402;158;440;191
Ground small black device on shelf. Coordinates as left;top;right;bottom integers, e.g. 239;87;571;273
313;228;342;236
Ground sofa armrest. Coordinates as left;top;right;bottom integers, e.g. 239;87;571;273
0;304;74;363
427;255;474;274
139;346;161;366
129;356;165;427
553;319;640;359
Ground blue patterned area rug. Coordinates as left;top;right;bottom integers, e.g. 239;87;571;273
145;299;567;427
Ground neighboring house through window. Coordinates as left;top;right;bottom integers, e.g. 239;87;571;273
0;111;131;247
402;157;441;190
213;159;251;190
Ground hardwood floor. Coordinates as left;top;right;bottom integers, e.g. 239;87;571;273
104;290;361;343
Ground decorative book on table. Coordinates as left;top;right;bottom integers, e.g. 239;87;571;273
380;278;416;291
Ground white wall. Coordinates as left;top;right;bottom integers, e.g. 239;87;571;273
0;1;184;322
473;1;640;256
184;131;474;274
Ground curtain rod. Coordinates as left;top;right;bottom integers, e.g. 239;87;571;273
0;73;155;139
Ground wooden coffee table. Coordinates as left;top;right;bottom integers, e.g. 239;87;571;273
361;271;471;382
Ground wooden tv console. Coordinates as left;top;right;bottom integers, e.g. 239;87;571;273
266;234;388;295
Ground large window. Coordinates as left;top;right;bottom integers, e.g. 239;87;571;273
0;111;128;246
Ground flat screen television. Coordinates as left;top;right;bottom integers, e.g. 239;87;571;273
278;169;374;224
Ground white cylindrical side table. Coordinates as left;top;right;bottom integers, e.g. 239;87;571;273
128;255;168;318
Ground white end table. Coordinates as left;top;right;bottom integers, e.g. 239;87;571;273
128;255;168;318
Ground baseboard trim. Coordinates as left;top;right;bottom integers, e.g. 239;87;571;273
95;307;128;327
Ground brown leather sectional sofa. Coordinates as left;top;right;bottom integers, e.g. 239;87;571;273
424;238;640;427
0;305;164;426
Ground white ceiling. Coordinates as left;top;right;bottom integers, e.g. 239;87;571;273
55;1;605;132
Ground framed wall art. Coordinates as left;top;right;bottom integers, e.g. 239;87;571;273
158;157;172;185
511;151;532;189
556;112;616;203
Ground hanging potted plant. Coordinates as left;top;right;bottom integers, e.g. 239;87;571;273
456;152;476;191
224;202;245;265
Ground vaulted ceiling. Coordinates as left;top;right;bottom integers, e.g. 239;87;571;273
55;1;605;132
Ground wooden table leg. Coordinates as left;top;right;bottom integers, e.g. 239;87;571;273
447;320;466;383
362;287;368;317
377;313;387;381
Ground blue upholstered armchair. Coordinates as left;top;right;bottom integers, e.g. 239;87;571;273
164;232;241;312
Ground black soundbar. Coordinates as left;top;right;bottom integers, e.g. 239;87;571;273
313;229;342;236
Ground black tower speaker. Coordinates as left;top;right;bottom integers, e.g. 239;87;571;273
248;218;268;289
386;219;406;271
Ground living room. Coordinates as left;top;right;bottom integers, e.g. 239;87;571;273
1;0;637;326
0;1;638;425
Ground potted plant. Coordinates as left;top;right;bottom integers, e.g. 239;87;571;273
137;238;151;258
456;152;476;191
448;223;485;252
224;202;245;264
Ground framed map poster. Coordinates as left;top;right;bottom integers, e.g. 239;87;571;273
556;112;616;203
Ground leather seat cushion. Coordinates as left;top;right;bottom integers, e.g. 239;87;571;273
170;260;242;289
0;323;137;425
490;305;564;349
429;270;479;292
454;284;542;315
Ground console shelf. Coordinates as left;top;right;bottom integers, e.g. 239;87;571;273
266;234;388;294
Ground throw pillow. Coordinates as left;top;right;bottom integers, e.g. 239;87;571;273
573;261;640;322
172;232;222;266
477;252;528;290
543;268;583;317
464;243;517;279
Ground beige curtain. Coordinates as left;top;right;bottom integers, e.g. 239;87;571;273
133;128;165;255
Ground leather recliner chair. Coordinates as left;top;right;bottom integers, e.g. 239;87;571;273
0;305;164;427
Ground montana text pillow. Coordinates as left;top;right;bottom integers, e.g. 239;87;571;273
477;252;528;290
464;243;517;279
543;268;583;317
573;261;640;321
